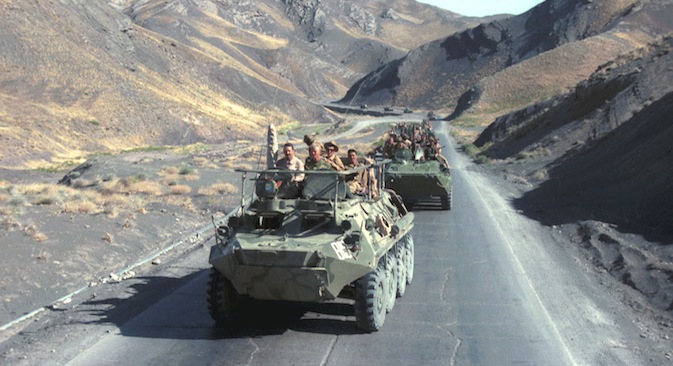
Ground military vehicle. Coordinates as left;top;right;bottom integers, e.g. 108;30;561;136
207;162;415;332
382;122;452;210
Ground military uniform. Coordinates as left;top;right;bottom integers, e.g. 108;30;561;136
276;156;305;181
305;157;334;170
324;141;345;171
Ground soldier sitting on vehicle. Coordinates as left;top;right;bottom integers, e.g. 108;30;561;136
345;149;379;197
383;134;396;158
305;143;335;170
424;139;450;169
276;142;305;182
324;141;345;171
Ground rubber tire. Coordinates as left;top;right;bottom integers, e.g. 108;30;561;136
354;259;388;332
441;189;452;210
396;242;407;297
404;235;415;285
207;268;246;324
385;250;398;313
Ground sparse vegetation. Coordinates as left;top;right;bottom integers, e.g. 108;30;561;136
198;182;237;196
277;122;301;135
176;143;209;155
170;184;192;195
179;166;197;175
192;157;208;167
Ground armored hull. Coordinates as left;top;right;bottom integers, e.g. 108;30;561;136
208;164;414;331
384;152;452;210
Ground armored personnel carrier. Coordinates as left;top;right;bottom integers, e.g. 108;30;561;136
382;123;452;210
207;162;415;332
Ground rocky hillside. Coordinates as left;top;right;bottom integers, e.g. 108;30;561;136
342;0;673;115
0;0;487;168
477;35;673;240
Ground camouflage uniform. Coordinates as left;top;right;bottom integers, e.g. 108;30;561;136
305;157;334;170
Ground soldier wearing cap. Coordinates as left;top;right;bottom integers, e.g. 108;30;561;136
324;141;345;171
303;134;324;152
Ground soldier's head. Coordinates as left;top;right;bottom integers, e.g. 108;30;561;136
325;141;339;157
283;143;295;159
309;143;322;161
348;149;358;164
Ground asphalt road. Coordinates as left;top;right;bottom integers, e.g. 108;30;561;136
2;121;662;365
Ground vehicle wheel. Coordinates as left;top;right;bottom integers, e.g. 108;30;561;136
396;242;407;297
207;268;246;324
441;190;452;210
385;250;397;312
404;235;415;285
354;259;388;332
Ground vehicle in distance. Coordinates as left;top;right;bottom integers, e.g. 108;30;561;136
381;122;452;210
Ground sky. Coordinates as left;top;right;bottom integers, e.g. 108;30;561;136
416;0;545;17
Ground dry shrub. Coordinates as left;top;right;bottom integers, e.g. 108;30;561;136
510;175;529;185
192;157;208;166
158;166;180;176
103;204;120;218
170;184;192;195
72;178;99;188
127;180;164;195
198;182;237;195
31;232;49;242
34;194;58;205
162;195;195;210
205;163;219;169
98;178;122;195
62;200;98;214
179;173;200;181
532;169;549;181
0;180;10;189
24;225;48;242
232;163;254;170
0;193;10;203
18;183;53;195
101;193;133;207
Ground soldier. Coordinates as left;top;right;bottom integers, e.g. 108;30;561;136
383;134;396;158
345;149;364;194
425;140;450;169
276;142;305;182
345;149;378;196
305;143;334;170
324;141;345;171
303;134;324;152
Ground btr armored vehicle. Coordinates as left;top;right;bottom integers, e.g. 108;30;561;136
381;122;452;210
208;162;415;332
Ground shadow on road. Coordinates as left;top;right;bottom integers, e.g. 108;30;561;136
72;269;366;340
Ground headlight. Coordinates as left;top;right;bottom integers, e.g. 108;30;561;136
256;178;279;198
264;180;277;195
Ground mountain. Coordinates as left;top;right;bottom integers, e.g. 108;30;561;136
478;34;673;239
0;0;488;168
342;0;673;115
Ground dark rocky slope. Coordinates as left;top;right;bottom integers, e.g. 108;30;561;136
342;0;673;111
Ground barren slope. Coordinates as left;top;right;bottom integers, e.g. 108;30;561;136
0;0;484;168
